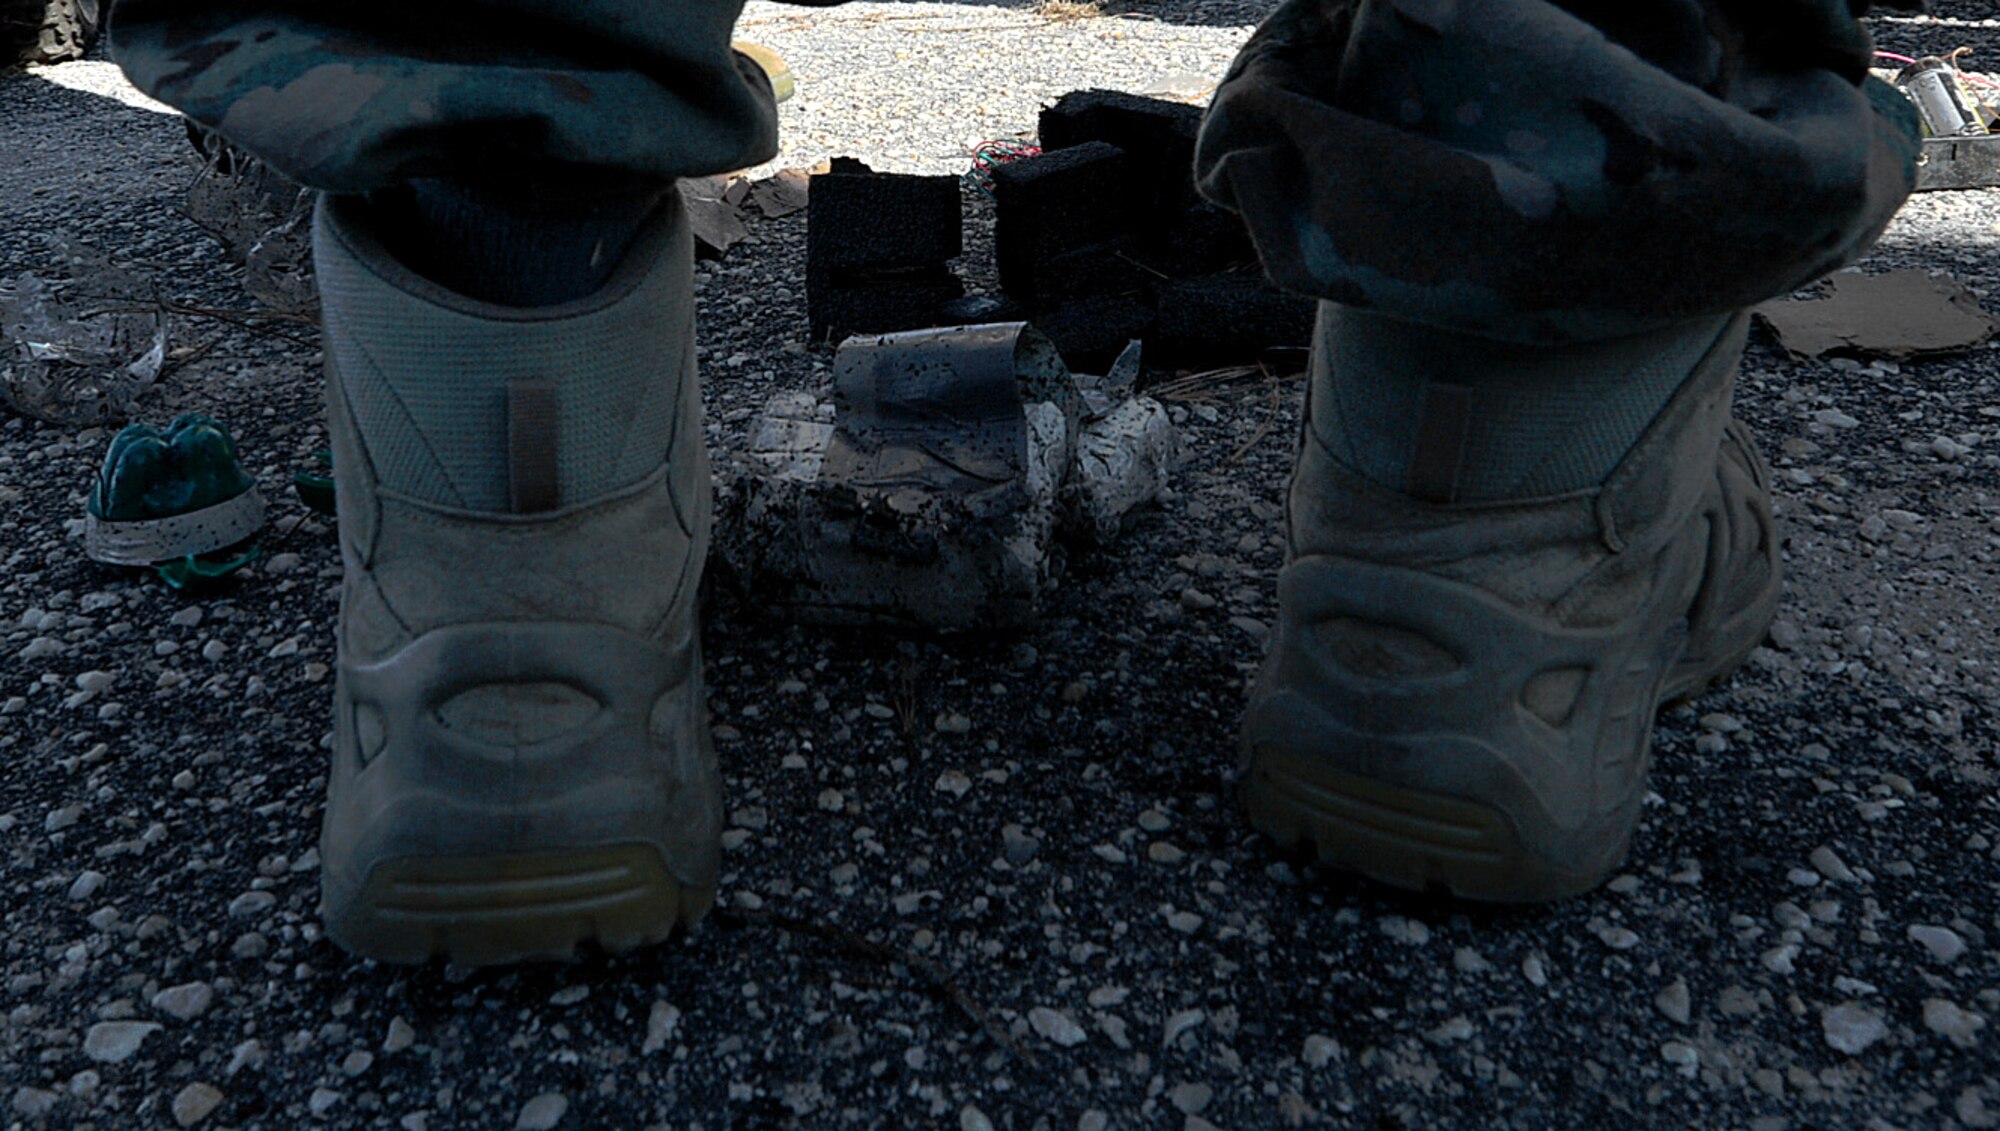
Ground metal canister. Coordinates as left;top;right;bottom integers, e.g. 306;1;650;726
1898;57;1990;138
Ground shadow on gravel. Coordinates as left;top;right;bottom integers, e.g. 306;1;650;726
823;0;1281;29
0;65;190;277
9;55;310;328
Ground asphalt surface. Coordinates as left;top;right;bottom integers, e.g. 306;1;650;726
2;4;1998;1129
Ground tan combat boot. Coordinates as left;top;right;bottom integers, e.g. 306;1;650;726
1241;310;1778;902
312;193;719;964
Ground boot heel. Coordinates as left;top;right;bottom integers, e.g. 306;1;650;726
313;193;720;966
1244;744;1605;904
325;845;714;966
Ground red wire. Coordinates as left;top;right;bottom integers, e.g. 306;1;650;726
1873;49;1999;92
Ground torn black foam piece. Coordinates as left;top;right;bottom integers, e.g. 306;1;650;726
1038;89;1204;218
808;270;966;343
1129;202;1259;279
1152;273;1317;363
1030;291;1157;373
807;159;963;273
991;141;1138;301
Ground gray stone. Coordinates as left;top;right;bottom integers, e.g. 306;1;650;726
515;1092;569;1130
1302;1034;1340;1068
1959;1088;1998;1130
11;1088;61;1118
225;1040;264;1076
1380;916;1432;946
643;1001;680;1054
1821;1003;1889;1055
1590;919;1640;950
152;982;214;1021
172;1083;224;1127
1229;615;1269;643
1163;1009;1206;1047
1910;924;1968;964
1661;1041;1700;1077
1426;1016;1475;1044
83;1021;160;1064
1170;1082;1213;1114
226;891;276;918
1001;824;1040;866
1924;999;1986;1049
1762;944;1800;974
1029;1007;1087;1047
1809;846;1859;883
383;1017;415;1054
1655;977;1692;1025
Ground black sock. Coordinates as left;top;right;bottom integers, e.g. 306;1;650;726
363;174;668;306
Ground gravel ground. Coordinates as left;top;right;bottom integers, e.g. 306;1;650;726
4;4;1999;1130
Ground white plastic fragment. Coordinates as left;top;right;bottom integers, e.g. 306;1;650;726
1070;396;1179;543
718;325;1178;631
0;238;169;425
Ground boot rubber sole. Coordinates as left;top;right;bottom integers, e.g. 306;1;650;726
323;844;714;967
1244;746;1605;903
1244;317;1777;903
1244;586;1771;904
1658;616;1766;707
313;194;720;967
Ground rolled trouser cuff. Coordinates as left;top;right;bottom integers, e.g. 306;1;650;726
1194;0;1922;343
111;0;784;192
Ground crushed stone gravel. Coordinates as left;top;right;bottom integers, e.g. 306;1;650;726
2;3;1998;1128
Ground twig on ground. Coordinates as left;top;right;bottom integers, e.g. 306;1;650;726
714;907;1043;1070
1229;373;1285;465
1115;252;1172;281
1033;0;1105;24
894;660;923;742
82;301;320;349
1150;364;1260;403
158;336;221;384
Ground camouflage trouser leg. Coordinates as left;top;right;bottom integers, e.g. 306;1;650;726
110;0;842;194
113;0;1920;321
1196;0;1923;341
